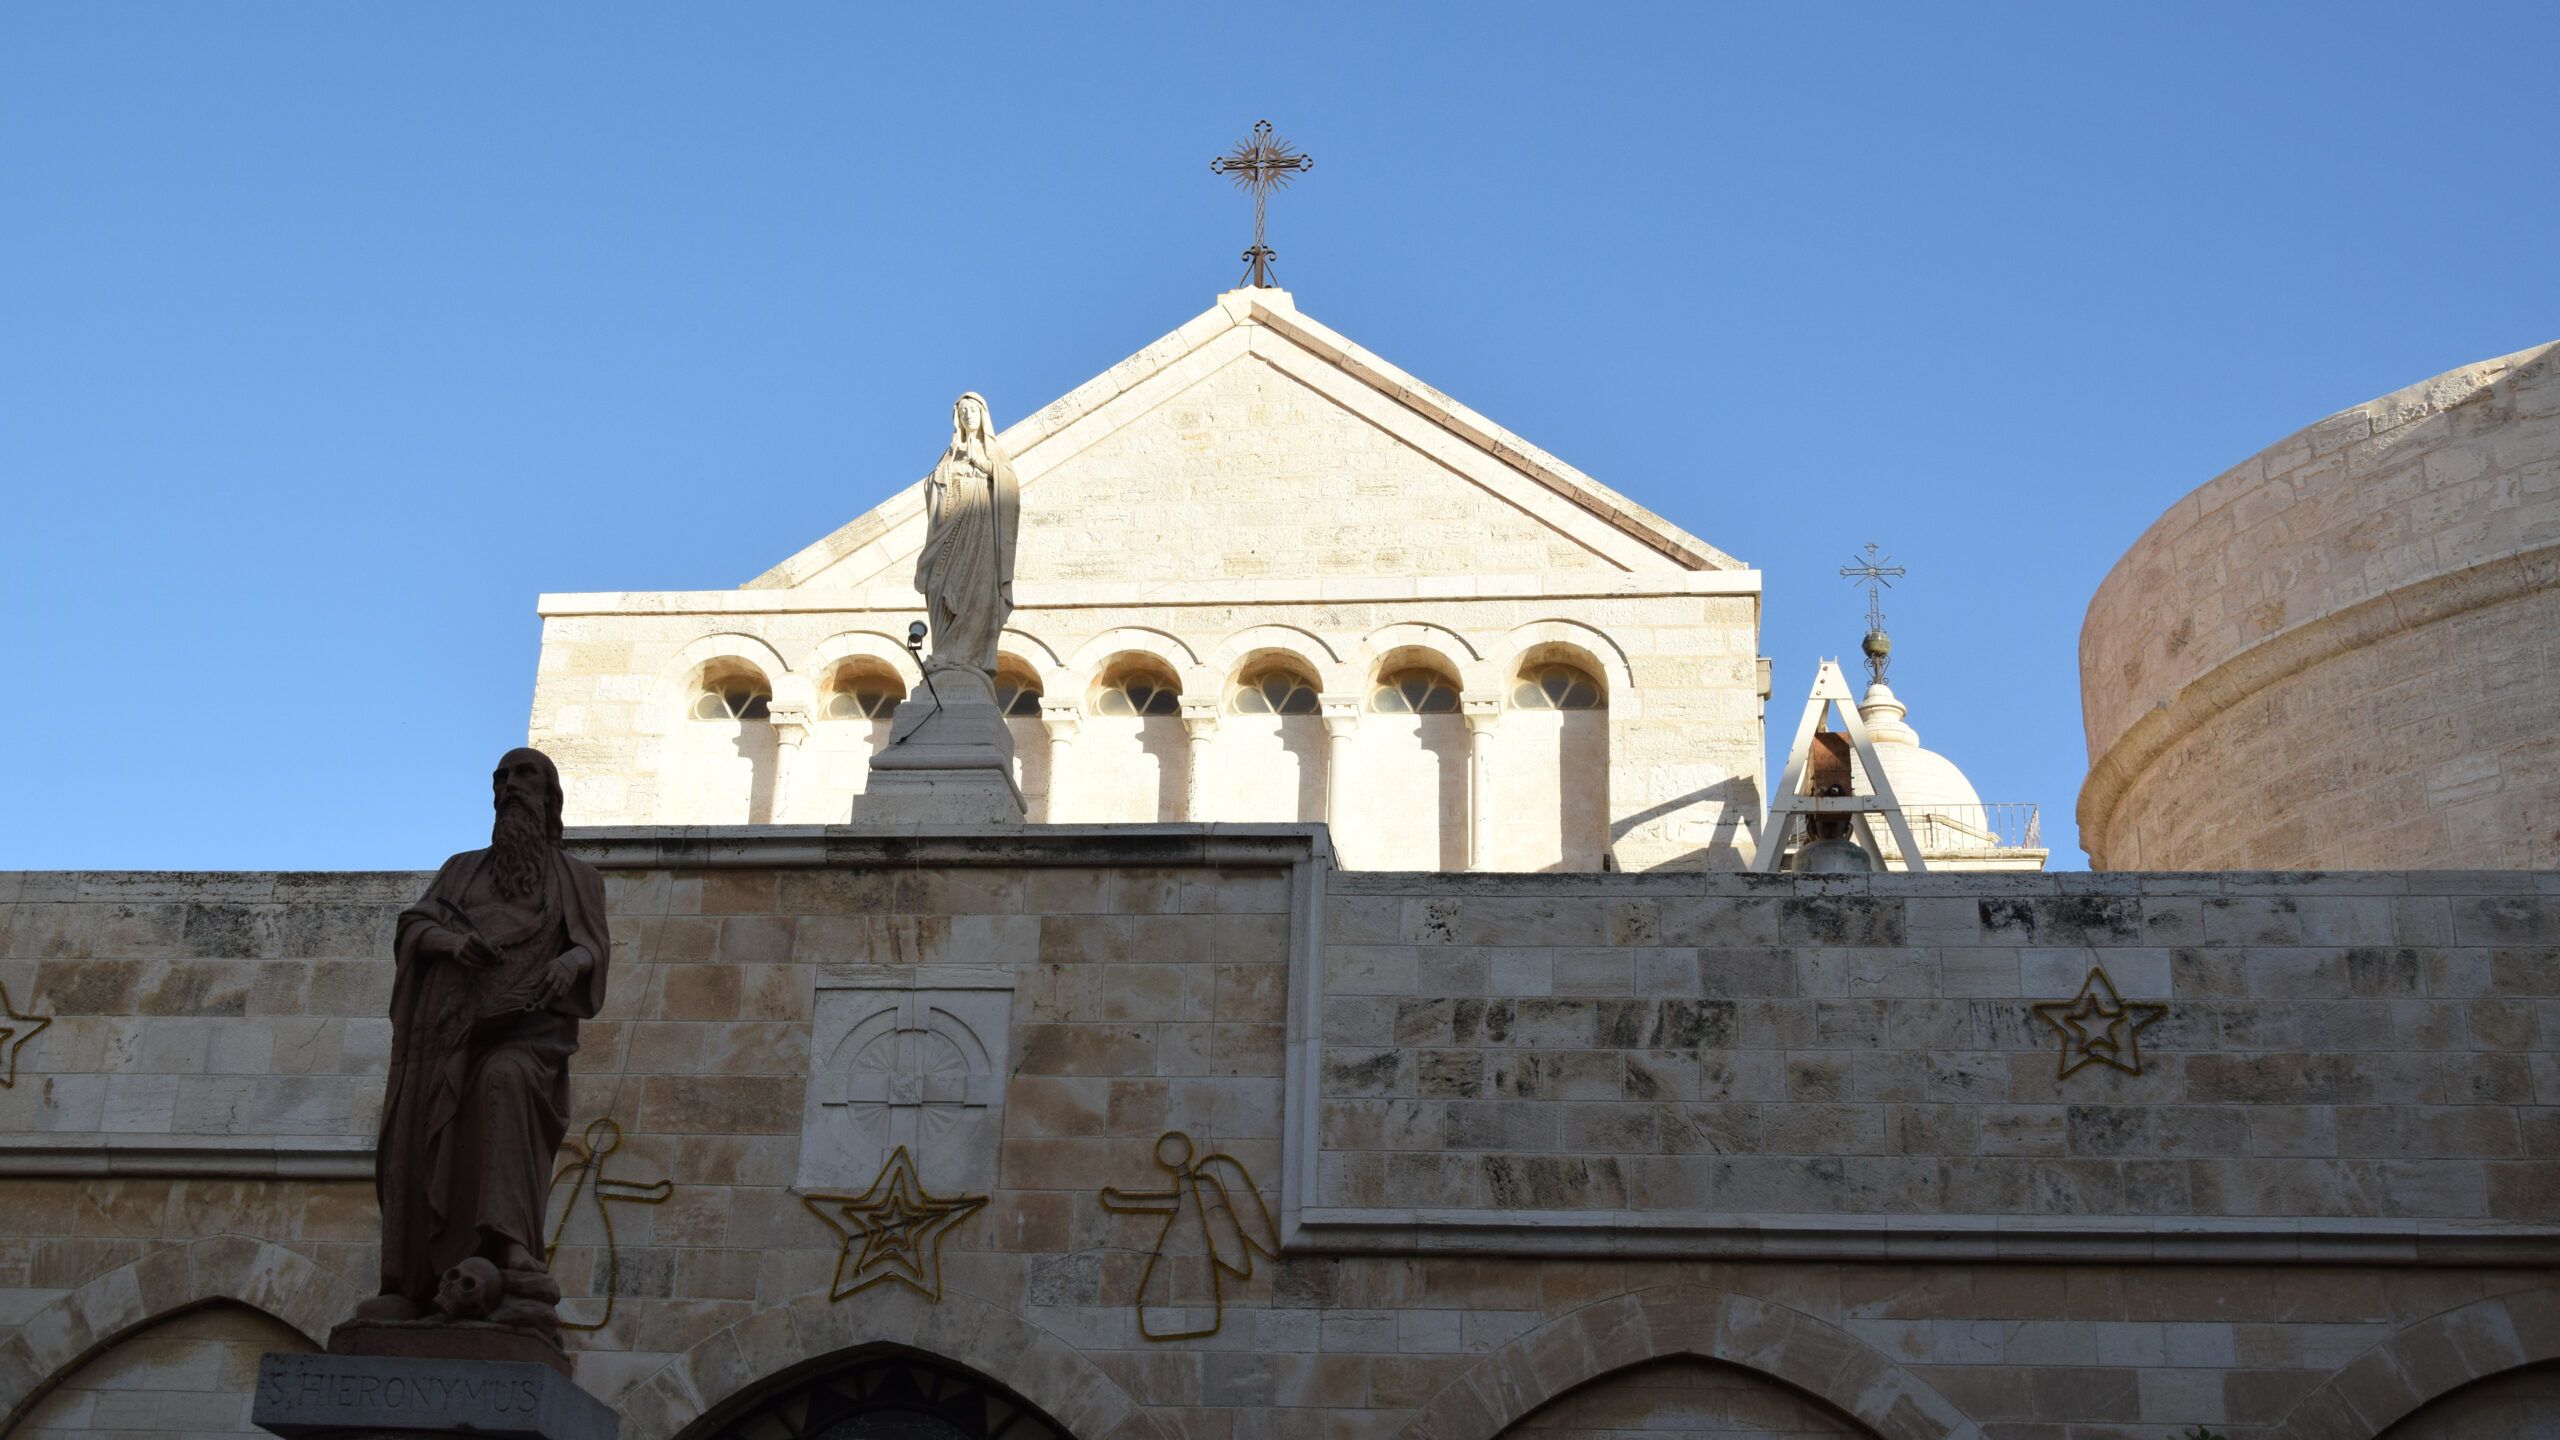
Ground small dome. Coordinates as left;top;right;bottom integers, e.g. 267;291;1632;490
1847;681;1989;844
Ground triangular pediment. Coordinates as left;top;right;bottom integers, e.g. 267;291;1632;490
747;290;1738;594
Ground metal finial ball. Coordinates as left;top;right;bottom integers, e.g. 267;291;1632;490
1862;630;1892;659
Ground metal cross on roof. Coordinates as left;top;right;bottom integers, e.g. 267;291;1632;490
1210;119;1314;289
1840;543;1907;685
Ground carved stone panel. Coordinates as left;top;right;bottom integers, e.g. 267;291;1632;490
797;971;1013;1195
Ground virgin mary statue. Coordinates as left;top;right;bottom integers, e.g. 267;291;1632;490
914;392;1020;676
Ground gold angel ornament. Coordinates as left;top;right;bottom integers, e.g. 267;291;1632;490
543;1118;672;1331
1099;1130;1278;1341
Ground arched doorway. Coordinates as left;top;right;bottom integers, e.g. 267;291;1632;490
2375;1358;2560;1436
699;1350;1068;1440
1496;1355;1874;1438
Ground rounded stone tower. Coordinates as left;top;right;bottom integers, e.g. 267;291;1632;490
2078;340;2560;870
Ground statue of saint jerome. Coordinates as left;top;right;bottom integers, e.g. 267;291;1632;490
913;391;1019;675
349;747;609;1347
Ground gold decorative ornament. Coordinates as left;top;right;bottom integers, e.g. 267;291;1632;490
543;1117;673;1331
2033;966;2167;1079
1099;1130;1278;1341
0;983;52;1089
801;1146;986;1303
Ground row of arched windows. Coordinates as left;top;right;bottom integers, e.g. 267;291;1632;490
691;656;1607;724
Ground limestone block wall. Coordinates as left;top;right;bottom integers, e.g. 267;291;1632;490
1308;872;2560;1248
3;838;2558;1440
530;588;1762;871
2079;340;2560;870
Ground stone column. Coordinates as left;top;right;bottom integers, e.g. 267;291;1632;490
1180;702;1219;823
1463;694;1502;872
1038;704;1079;824
766;703;810;824
1320;694;1360;853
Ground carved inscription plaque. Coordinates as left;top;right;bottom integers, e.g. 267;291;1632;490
253;1354;614;1440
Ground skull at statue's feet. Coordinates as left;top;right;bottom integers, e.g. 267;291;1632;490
434;1257;504;1321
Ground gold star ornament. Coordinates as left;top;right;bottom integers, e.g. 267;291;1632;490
800;1147;986;1302
2033;966;2167;1079
0;983;52;1089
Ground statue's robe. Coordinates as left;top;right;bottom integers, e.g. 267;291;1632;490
914;441;1020;674
378;847;609;1302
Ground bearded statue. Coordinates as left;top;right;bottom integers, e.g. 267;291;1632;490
344;747;609;1356
913;391;1020;676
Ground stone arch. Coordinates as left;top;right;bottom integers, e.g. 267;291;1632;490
1388;1285;1974;1440
0;1236;360;1433
1495;619;1637;718
799;630;921;689
1199;625;1333;826
1064;627;1203;698
10;1301;312;1440
997;626;1072;700
651;632;788;823
1204;624;1348;697
628;1289;1164;1440
1357;621;1489;693
2271;1288;2560;1439
644;633;796;735
1487;620;1622;872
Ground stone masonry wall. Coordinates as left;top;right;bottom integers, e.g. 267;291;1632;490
2;835;2557;1440
2078;340;2560;870
1311;871;2560;1247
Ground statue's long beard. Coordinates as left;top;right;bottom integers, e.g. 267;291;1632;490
490;798;549;901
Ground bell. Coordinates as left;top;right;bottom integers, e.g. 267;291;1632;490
1791;779;1874;873
1794;835;1875;873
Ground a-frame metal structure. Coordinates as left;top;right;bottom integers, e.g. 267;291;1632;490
1753;659;1930;873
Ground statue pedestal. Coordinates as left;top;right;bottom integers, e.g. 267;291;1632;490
253;1353;615;1440
853;667;1027;826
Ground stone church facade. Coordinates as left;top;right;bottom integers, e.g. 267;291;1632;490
529;289;1766;873
1;298;2552;1440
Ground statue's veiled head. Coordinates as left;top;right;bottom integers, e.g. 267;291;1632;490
950;392;994;453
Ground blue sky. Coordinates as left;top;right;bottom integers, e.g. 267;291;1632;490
4;4;2554;870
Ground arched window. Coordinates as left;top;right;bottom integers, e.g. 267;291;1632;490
690;663;773;721
995;660;1044;718
1094;664;1181;717
1511;662;1605;711
1231;663;1320;716
823;661;907;721
1372;667;1460;715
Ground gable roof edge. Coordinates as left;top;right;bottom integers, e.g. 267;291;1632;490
1242;294;1739;572
743;297;1254;591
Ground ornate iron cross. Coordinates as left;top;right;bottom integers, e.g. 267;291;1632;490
1840;543;1906;684
1210;119;1314;289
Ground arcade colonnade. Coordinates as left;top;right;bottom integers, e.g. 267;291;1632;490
645;618;1629;871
